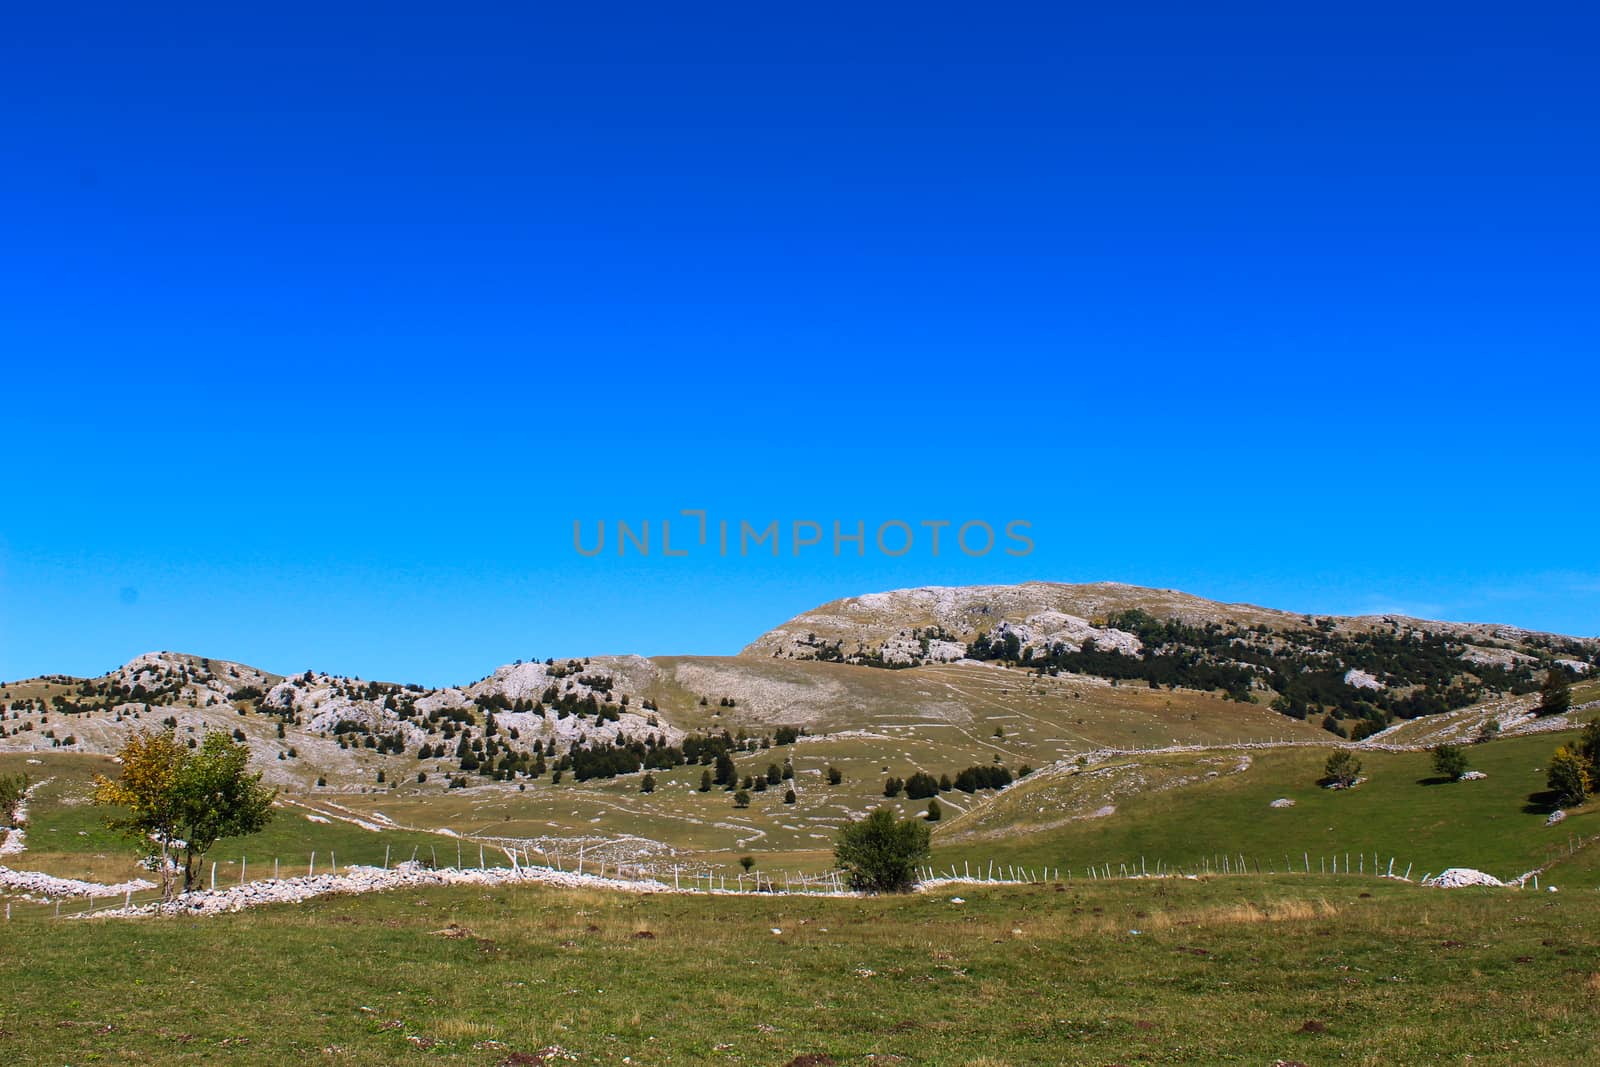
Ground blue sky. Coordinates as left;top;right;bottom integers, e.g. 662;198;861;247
2;4;1597;685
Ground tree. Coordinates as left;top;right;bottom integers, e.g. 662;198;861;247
1536;667;1573;717
733;789;751;808
1579;720;1600;781
766;763;782;785
1548;745;1589;806
641;773;656;793
1431;744;1469;781
0;772;26;826
826;765;843;786
714;751;737;787
783;788;796;804
883;776;903;798
739;855;755;873
925;798;942;822
1323;750;1362;789
833;808;931;893
699;770;712;792
94;728;276;898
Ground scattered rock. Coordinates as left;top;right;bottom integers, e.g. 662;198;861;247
1547;810;1567;826
1269;798;1295;808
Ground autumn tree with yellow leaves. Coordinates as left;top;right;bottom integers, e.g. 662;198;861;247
94;728;276;899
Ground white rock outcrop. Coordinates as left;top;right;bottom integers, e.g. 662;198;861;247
1422;868;1505;888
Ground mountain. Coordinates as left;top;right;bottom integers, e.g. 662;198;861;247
2;581;1593;796
741;580;1595;666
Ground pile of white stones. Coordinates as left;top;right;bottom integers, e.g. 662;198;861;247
74;860;670;919
0;864;155;899
1422;868;1505;889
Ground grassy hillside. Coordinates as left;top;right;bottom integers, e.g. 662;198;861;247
0;753;467;888
933;731;1600;884
5;878;1598;1065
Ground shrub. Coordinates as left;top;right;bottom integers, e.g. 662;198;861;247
904;771;940;799
826;766;843;786
952;765;1012;793
834;808;931;893
1322;751;1361;788
641;773;656;794
1547;746;1589;806
925;798;941;822
1431;744;1469;781
783;788;796;804
733;789;751;808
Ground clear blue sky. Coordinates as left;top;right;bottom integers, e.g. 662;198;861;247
2;4;1596;686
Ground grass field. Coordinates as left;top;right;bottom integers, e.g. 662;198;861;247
0;753;467;888
932;732;1600;885
4;877;1597;1065
5;665;1599;1064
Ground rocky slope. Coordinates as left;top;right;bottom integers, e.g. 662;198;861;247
739;581;1597;670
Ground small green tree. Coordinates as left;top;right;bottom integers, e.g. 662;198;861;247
1323;750;1362;789
733;789;751;808
925;797;942;822
1536;667;1573;717
699;770;712;792
739;855;755;873
1431;744;1469;781
1547;746;1589;806
834;808;931;893
826;765;843;785
783;788;796;804
641;773;656;793
1474;719;1500;744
